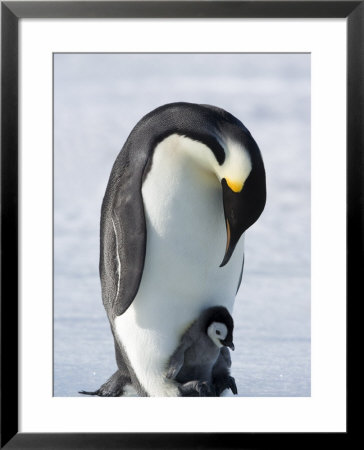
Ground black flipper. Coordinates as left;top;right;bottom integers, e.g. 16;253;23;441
165;329;194;380
100;147;148;318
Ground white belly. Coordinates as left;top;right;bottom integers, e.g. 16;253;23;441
114;135;244;396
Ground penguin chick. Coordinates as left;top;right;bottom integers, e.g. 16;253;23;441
166;306;237;396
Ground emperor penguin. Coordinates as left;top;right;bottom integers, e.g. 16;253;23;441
166;306;237;397
85;102;266;397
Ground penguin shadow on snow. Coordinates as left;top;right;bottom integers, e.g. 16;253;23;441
80;306;238;397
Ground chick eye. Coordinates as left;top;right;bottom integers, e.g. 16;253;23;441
216;330;221;335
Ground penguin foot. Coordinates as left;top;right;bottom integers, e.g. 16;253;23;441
213;375;238;396
79;370;131;397
178;380;217;397
197;381;217;397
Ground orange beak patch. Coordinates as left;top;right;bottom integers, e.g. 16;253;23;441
226;179;244;193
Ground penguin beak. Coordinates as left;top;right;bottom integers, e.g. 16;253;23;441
220;169;266;267
222;339;235;351
220;178;247;267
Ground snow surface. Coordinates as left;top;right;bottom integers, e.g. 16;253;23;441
53;53;310;397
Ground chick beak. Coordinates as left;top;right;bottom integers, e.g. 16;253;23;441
222;339;235;351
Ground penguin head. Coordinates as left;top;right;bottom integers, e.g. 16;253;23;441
207;322;235;350
141;102;266;266
156;103;266;266
203;306;235;350
212;133;266;267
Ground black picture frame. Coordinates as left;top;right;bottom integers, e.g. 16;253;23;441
1;1;359;448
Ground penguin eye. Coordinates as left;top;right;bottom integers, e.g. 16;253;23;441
216;330;221;335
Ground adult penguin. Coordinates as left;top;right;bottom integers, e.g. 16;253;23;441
89;102;266;397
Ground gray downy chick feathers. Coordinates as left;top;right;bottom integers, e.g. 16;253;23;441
166;306;237;396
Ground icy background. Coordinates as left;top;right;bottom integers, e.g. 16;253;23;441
54;54;310;397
